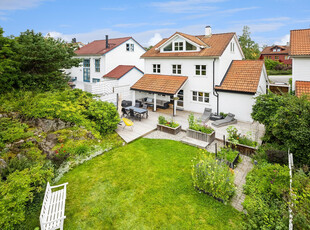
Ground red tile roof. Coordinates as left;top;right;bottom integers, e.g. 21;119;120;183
215;60;264;94
295;81;310;97
290;29;310;56
260;45;290;55
103;65;143;79
75;37;131;55
131;74;188;95
141;32;235;58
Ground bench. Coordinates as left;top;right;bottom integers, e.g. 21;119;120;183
40;182;68;230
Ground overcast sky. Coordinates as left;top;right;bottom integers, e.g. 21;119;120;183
1;0;310;47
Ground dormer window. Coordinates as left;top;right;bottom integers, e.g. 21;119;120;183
174;42;183;51
186;41;197;51
273;48;277;52
163;43;172;51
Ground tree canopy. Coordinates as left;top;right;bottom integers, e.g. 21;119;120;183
238;26;260;60
0;28;81;93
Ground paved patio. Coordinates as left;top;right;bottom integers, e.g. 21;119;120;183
116;108;265;144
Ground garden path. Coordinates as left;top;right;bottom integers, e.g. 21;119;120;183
230;155;253;211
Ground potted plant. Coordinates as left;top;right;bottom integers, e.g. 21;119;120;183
186;113;215;143
157;116;181;135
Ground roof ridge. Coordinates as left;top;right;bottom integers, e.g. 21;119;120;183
290;28;310;32
93;36;132;42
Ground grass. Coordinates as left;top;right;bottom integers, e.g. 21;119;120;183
55;138;242;229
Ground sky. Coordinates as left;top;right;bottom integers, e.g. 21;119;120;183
1;0;310;48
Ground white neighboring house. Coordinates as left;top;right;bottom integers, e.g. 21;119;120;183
290;28;310;97
67;36;145;97
131;26;268;122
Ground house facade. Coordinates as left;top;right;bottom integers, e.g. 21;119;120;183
290;28;310;97
259;45;292;66
67;36;145;95
131;27;267;122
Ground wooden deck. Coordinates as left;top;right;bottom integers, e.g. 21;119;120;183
116;109;265;144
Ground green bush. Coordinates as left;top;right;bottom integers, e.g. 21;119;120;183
158;115;179;128
226;126;257;147
0;165;53;229
243;163;290;229
188;113;214;134
192;152;235;203
217;147;239;163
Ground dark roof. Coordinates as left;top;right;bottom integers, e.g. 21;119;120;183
103;65;143;79
131;74;188;95
141;32;236;58
215;60;264;94
290;28;310;56
260;45;290;55
75;37;132;55
295;81;310;97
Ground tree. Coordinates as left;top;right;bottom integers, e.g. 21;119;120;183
238;26;260;60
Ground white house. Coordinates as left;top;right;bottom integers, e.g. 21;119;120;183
68;36;145;96
131;26;268;122
290;28;310;97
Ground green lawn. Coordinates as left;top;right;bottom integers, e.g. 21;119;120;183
58;138;243;229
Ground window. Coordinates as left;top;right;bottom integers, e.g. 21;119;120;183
95;59;100;72
285;56;289;60
153;64;160;73
273;48;277;52
92;78;100;83
186;41;197;51
163;43;172;51
195;65;206;76
275;56;279;60
172;64;181;74
174;42;183;51
126;43;130;51
277;48;281;52
130;44;134;51
230;42;235;52
83;59;90;82
192;91;209;103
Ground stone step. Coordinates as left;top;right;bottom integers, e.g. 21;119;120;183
181;136;209;149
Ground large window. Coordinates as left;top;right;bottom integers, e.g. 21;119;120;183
95;59;100;72
192;91;209;103
83;59;90;82
172;64;182;74
163;43;172;51
126;43;134;52
195;65;206;76
174;42;183;51
186;41;197;51
153;64;160;73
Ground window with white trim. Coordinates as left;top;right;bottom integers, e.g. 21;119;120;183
192;91;209;103
163;43;172;51
172;64;181;74
275;56;279;60
174;42;183;51
153;64;160;73
186;41;197;50
95;59;100;72
130;44;134;51
230;42;235;52
83;59;90;82
195;65;206;76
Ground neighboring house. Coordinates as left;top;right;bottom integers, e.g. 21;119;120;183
131;26;267;122
68;36;145;95
290;28;310;97
259;45;291;66
215;60;268;121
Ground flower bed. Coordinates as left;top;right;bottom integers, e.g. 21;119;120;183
217;147;240;169
187;113;215;143
157;116;181;135
225;141;257;156
192;152;235;203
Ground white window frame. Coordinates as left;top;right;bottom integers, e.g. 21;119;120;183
174;42;184;51
195;65;207;76
153;64;161;73
192;91;210;104
172;64;182;75
130;44;134;51
126;43;130;51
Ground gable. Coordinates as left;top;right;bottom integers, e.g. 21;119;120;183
159;34;201;53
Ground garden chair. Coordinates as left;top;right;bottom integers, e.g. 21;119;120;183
122;118;134;130
198;108;212;123
121;108;129;118
211;113;237;127
142;104;148;109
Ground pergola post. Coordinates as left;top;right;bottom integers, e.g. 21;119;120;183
153;93;157;112
132;90;136;106
173;94;177;116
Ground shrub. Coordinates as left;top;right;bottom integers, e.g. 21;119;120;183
0;165;53;229
192;152;235;203
217;147;239;163
158;115;179;128
226;126;257;147
188;113;214;134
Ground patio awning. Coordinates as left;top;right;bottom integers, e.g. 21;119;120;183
131;74;188;95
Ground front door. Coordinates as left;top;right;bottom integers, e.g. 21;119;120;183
177;90;184;110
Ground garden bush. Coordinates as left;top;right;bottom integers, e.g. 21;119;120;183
217;147;239;163
226;126;257;147
158;115;179;128
192;152;235;203
188;113;214;134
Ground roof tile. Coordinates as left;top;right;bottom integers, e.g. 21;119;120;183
290;29;310;56
295;81;310;97
103;65;142;79
260;45;290;55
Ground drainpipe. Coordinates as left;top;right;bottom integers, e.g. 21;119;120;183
212;58;219;115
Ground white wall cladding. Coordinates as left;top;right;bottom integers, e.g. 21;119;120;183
292;57;310;89
84;82;105;95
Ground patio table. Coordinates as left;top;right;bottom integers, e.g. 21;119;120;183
125;106;148;120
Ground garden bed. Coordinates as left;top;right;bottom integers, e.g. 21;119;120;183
187;129;215;144
225;141;258;156
157;124;181;135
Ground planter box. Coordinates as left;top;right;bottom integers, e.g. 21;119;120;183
195;187;225;203
225;141;258;156
218;153;240;169
187;129;215;144
157;124;181;135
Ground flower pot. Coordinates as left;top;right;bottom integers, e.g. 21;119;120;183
186;129;215;144
157;124;181;135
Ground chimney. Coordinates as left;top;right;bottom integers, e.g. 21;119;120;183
106;35;109;48
205;26;212;37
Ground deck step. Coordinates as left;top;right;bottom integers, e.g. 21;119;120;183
181;136;209;149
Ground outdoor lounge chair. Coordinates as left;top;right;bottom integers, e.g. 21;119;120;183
211;113;237;127
198;108;212;123
122;118;134;130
